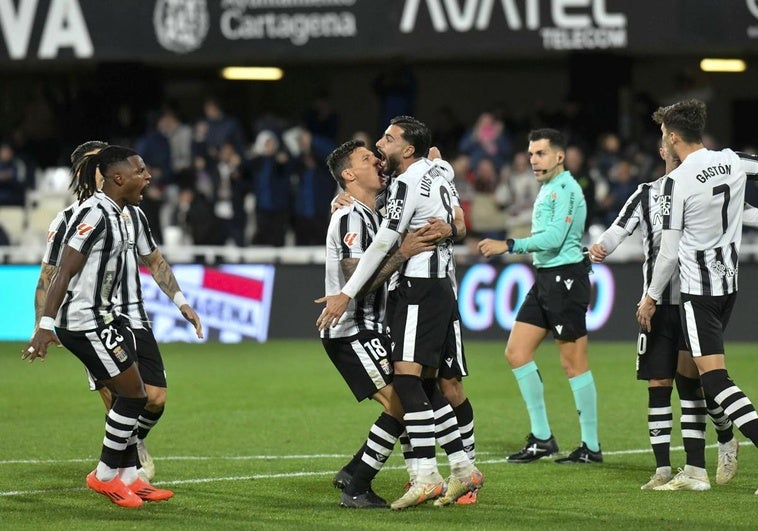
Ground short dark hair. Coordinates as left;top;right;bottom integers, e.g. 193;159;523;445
327;139;365;189
390;115;431;159
652;98;706;144
528;128;567;151
70;140;108;164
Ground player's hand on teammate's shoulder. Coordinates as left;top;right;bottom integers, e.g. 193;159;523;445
588;243;607;263
330;193;353;213
478;238;509;258
428;146;442;160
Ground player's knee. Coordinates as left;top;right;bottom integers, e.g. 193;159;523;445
145;386;167;411
439;377;465;406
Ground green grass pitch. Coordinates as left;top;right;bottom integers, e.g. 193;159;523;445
3;339;758;530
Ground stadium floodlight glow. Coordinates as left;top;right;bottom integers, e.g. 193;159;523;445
699;58;746;73
221;67;284;81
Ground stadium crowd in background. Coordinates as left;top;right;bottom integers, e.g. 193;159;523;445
2;88;758;252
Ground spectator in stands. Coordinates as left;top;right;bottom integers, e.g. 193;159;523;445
564;145;598;230
0;141;27;206
431;105;466;159
458;111;513;172
601;159;640;226
193;97;246;163
249;130;291;247
467;157;510;243
173;168;221;246
288;127;336;246
505;151;539;240
372;62;417;134
158;105;193;174
212;142;249;247
303;90;340;142
135;111;172;184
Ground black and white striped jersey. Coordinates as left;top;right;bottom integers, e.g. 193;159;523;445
384;158;455;279
613;177;680;305
662;148;758;296
117;205;158;330
56;192;129;331
43;204;76;266
321;199;387;339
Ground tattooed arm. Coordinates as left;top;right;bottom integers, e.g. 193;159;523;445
34;263;58;324
141;249;204;338
142;249;182;299
347;223;440;298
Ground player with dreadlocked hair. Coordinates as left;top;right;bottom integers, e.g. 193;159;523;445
68;140;107;202
31;141;203;493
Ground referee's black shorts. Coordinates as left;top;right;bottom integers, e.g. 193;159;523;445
680;292;736;357
636;304;685;380
515;261;589;340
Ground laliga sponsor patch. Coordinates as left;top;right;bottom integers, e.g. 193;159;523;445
77;223;94;236
343;232;359;248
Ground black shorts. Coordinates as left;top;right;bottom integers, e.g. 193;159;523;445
389;277;457;368
57;317;138;382
87;326;167;391
322;330;394;402
515;261;589;340
387;287;468;379
680;292;736;357
636;305;686;380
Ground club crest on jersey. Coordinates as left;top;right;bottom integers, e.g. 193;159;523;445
386;198;404;220
77;223;94;236
380;358;392;375
343;232;359;248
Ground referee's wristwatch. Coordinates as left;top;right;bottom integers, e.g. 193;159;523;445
506;238;515;253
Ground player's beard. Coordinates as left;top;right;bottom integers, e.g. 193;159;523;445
383;154;401;178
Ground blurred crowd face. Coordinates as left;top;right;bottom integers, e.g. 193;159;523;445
564;146;584;173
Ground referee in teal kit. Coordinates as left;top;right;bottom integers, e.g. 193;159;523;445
478;128;601;465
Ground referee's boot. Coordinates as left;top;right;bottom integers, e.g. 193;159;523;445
555;442;603;464
507;433;559;463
